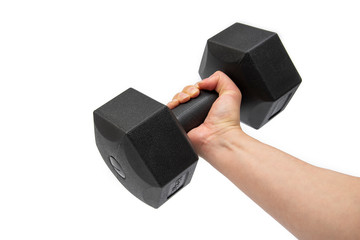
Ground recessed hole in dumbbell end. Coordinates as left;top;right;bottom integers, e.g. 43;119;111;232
109;156;125;179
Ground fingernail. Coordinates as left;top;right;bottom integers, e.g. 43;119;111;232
179;92;189;99
167;99;178;109
178;92;190;102
169;99;178;104
189;87;199;95
195;81;202;88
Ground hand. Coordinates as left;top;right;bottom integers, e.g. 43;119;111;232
167;71;243;158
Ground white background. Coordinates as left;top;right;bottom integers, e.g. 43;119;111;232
1;1;359;239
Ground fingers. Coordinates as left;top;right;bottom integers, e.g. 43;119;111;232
167;85;200;109
167;71;241;109
167;98;179;109
183;85;200;98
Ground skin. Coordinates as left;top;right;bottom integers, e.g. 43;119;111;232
167;71;360;240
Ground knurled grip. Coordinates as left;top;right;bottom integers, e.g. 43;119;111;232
172;90;218;133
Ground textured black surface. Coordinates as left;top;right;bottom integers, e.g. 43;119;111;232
94;88;198;208
172;90;218;133
199;23;302;129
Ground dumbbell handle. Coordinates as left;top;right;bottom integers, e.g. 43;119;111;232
172;90;218;133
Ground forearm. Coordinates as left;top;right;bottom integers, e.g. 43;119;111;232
201;130;360;239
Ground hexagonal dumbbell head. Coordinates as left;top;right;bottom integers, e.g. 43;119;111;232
94;88;199;208
199;23;302;129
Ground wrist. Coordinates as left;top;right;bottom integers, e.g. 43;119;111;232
198;127;248;161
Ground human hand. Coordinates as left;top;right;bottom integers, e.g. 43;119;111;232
167;71;243;158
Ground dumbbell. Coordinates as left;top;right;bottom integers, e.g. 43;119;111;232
93;23;301;208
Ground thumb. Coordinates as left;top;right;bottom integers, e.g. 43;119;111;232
197;71;242;103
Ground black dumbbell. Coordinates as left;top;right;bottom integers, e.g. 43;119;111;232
93;23;301;208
